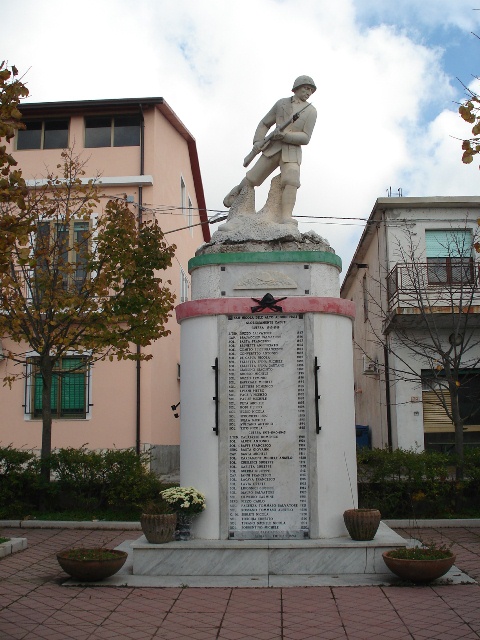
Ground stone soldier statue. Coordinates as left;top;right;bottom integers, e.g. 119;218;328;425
223;75;317;225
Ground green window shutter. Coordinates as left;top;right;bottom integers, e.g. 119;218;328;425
60;357;86;415
33;373;42;413
425;230;472;258
33;357;86;417
61;372;85;413
33;371;58;413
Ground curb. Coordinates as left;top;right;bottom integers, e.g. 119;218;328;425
384;519;480;528
0;537;28;557
1;519;479;530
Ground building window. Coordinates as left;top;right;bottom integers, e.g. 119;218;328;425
27;356;90;419
181;177;187;218
36;220;90;293
362;274;368;321
180;268;189;303
17;119;69;150
422;370;480;451
188;197;193;235
84;115;141;147
425;229;474;285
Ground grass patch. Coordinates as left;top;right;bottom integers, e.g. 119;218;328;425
0;537;10;543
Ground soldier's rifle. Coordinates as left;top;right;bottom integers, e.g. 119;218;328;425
243;102;312;168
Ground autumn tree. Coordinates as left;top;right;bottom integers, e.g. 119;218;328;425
0;62;29;270
459;91;480;167
0;150;176;484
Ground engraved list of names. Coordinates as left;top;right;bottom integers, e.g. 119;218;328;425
227;314;308;539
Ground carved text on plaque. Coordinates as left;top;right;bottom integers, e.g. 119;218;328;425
227;314;308;539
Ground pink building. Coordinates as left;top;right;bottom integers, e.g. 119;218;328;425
0;97;210;477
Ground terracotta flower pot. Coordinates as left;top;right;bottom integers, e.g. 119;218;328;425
382;550;456;583
343;508;381;541
140;513;177;544
57;548;127;581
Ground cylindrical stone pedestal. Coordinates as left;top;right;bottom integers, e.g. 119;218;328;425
175;248;357;539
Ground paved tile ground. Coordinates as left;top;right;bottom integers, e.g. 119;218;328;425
0;525;479;639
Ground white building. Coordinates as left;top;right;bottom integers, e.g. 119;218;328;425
341;197;480;452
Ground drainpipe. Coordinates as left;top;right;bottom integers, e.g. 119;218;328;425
136;104;145;455
384;343;392;449
381;209;392;448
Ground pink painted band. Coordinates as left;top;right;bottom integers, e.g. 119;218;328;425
176;297;355;323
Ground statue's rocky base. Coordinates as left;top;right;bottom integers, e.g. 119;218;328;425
198;229;332;256
210;174;330;247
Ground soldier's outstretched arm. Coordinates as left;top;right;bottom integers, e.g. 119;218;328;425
252;103;278;144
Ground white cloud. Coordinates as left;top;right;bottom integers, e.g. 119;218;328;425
402;107;480;198
3;0;480;273
355;0;480;32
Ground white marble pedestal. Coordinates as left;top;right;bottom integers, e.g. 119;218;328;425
129;523;408;587
175;244;359;541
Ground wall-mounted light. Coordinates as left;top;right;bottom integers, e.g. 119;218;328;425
171;402;180;419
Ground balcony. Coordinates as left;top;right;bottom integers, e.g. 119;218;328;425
385;260;480;330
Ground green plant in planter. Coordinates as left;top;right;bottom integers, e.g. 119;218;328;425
56;547;128;581
386;541;453;561
61;548;122;561
383;541;456;583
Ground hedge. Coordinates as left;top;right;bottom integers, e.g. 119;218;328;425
2;445;479;519
0;445;165;517
357;447;480;517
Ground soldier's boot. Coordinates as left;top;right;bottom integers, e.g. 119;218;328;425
279;185;298;225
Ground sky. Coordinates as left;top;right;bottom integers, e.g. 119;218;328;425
3;0;480;277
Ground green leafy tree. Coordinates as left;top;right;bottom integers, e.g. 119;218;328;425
0;149;176;485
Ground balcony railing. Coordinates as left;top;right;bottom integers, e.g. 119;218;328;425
387;260;480;311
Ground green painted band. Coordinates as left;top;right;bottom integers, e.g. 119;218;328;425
189;251;342;272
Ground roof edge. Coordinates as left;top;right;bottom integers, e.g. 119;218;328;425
156;101;210;243
18;97;211;243
18;97;165;113
340;196;480;297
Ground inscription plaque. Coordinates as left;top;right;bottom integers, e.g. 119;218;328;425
227;314;308;539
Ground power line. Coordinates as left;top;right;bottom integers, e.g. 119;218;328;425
106;195;374;224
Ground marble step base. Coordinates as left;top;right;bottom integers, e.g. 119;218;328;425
131;522;408;578
62;526;476;587
76;567;469;588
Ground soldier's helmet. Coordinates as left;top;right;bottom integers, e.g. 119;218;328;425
291;75;316;93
